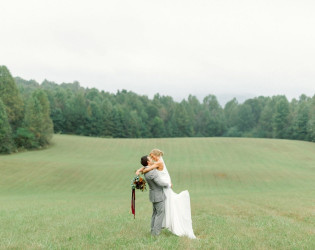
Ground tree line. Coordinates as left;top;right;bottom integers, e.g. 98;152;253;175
1;65;315;153
0;66;53;153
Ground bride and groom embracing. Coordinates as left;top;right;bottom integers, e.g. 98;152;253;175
136;149;196;239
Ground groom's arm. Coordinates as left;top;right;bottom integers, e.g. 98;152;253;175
147;170;171;188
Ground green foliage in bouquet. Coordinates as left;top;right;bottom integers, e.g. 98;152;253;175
131;175;146;191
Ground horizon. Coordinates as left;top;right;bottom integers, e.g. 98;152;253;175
13;72;313;106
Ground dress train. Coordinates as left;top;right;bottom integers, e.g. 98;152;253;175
158;158;196;239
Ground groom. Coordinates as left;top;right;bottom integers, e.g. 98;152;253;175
140;155;171;236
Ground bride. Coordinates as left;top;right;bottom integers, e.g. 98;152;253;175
137;149;196;239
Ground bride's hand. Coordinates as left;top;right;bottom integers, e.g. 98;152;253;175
171;182;173;188
136;170;141;175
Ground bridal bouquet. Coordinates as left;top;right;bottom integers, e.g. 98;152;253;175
131;175;146;219
131;175;147;191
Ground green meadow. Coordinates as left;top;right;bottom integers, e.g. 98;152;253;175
0;135;314;249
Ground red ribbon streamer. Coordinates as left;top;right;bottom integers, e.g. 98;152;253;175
131;189;135;219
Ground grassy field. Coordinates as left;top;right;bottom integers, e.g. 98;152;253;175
0;135;314;249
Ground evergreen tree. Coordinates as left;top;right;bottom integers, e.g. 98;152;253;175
173;102;193;137
258;98;274;138
201;95;226;136
244;97;266;126
33;90;54;145
159;96;175;137
49;88;68;133
187;95;202;135
88;101;103;136
224;98;239;128
128;110;142;138
289;95;310;140
224;98;241;137
21;90;53;148
151;116;165;137
273;96;290;139
237;103;255;133
100;99;113;137
0;66;24;130
109;107;124;138
64;92;89;135
0;98;14;153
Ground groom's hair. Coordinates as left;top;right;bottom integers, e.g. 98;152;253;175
140;155;148;166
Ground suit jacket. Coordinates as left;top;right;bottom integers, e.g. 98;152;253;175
144;169;170;203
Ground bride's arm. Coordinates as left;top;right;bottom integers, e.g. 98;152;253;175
142;162;161;174
135;167;145;175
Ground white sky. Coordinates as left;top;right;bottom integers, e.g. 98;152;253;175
1;0;315;104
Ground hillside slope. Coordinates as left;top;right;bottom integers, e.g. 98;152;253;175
0;135;314;249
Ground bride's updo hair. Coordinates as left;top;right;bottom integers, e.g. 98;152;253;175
150;149;164;157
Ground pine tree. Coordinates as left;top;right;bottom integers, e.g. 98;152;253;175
0;98;14;153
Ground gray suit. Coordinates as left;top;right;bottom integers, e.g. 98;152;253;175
144;169;170;236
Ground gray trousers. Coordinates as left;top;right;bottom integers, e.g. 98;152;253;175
151;200;165;236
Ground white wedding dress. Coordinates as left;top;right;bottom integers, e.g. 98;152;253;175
158;157;196;239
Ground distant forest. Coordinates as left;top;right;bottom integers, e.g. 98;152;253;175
1;65;315;153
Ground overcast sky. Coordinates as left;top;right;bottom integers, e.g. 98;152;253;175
1;0;315;104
